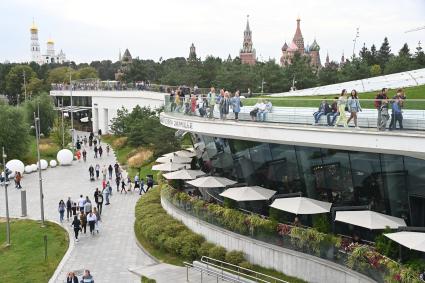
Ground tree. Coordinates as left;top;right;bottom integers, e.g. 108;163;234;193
50;117;71;148
384;56;413;74
370;64;382;77
26;77;45;97
338;57;370;81
284;53;317;89
318;62;339;85
399;43;411;58
414;42;425;67
377;37;392;68
0;105;30;160
5;65;36;105
110;107;130;136
23;93;56;136
47;66;75;84
359;43;372;65
370;44;378;65
77;67;98;79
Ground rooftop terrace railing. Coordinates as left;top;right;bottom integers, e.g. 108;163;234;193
50;79;210;94
163;94;425;132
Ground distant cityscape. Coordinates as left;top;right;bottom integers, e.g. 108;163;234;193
28;16;350;68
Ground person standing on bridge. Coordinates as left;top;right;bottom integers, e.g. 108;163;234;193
334;89;348;128
231;91;242;121
346;89;362;129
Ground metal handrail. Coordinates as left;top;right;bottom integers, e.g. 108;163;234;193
201;256;289;283
184;261;246;283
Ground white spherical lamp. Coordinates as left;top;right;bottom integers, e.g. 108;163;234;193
24;165;33;174
30;164;38;172
38;159;48;170
57;149;73;165
6;159;25;175
49;160;57;168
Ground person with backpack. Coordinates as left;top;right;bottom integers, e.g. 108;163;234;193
346;89;362;128
146;176;154;192
98;145;103;158
87;211;97;235
375;88;389;130
88;165;94;180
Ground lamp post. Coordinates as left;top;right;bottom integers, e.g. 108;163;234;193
69;71;74;150
261;78;266;95
352;27;360;59
2;147;11;246
34;106;45;227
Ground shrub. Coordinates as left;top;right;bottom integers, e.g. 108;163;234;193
208;246;227;261
239;261;253;270
141;276;156;283
312;214;331;234
112;136;127;149
375;227;398;259
128;149;153;168
225;251;245;266
198;242;215;258
164;237;182;255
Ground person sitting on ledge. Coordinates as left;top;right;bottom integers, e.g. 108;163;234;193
257;99;272;122
250;99;263;121
313;98;330;125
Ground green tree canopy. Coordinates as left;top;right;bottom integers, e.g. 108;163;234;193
23;93;56;136
0;105;30;160
5;65;36;105
77;67;98;80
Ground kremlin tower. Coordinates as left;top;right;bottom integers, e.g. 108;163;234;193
240;15;256;65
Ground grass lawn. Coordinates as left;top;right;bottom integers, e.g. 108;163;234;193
0;219;69;283
23;137;61;165
244;84;425;109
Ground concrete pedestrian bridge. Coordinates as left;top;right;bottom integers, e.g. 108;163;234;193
160;111;425;160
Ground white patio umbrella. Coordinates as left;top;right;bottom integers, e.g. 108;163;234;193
270;197;332;215
162;150;196;158
156;155;193;164
220;186;276;201
151;163;187;172
384;231;425;252
335;210;407;230
186;176;237;188
163;169;205;180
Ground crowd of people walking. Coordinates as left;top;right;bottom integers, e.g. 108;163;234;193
59;131;153;282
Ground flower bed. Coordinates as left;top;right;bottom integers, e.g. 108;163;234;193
162;185;422;283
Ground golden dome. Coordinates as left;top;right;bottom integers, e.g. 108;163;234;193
30;22;38;32
47;39;54;44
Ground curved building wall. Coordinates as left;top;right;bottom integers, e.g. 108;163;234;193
192;134;425;231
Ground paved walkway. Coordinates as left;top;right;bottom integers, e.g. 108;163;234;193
0;132;155;282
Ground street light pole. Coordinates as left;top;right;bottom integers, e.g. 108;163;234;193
352;27;360;59
34;106;45;227
2;147;11;246
69;72;74;150
23;71;27;102
61;97;65;148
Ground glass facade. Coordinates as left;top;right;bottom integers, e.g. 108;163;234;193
192;133;425;228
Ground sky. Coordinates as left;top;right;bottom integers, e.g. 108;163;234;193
0;0;424;64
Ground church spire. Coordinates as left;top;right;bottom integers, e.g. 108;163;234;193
240;15;256;65
292;17;304;51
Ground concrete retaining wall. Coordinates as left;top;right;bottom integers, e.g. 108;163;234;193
161;196;376;283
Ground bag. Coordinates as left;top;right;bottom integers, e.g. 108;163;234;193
239;100;243;107
250;109;259;116
344;106;349;111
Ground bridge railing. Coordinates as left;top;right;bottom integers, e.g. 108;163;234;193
163;94;425;132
